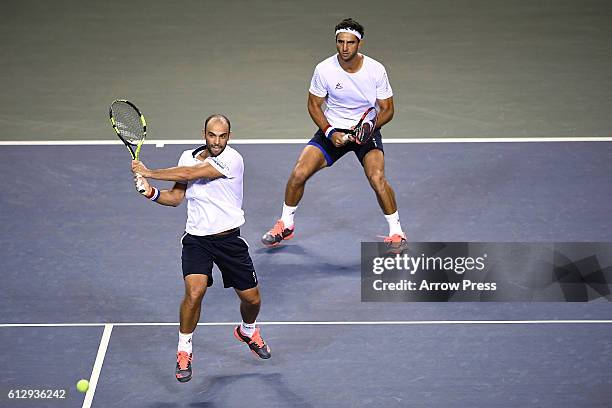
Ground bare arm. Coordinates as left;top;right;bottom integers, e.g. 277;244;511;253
307;92;349;147
307;92;331;131
375;97;394;128
132;160;224;182
155;182;187;207
134;174;187;207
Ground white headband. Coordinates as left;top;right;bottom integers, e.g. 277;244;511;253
335;28;362;40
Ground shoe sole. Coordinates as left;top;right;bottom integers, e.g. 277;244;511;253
176;375;191;383
386;244;409;255
262;232;294;248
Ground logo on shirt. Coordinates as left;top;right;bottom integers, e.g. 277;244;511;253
335;82;343;89
210;157;229;171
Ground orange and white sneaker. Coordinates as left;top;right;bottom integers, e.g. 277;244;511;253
384;233;409;254
261;219;294;247
233;326;271;359
175;351;192;383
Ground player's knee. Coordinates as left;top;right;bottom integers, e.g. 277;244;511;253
367;171;387;191
289;167;310;186
241;290;261;307
244;293;261;307
184;287;205;305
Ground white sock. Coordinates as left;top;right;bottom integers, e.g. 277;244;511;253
178;331;193;354
240;321;256;337
281;203;297;228
384;211;404;236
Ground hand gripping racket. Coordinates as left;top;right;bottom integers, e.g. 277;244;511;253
109;99;147;160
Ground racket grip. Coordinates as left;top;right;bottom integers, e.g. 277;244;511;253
134;173;147;194
342;134;350;142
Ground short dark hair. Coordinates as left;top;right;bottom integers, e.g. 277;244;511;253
203;114;231;133
334;18;364;39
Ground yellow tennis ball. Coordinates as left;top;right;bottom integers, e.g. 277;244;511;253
76;379;89;393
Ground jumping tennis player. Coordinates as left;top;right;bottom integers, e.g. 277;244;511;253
262;18;408;253
132;114;270;383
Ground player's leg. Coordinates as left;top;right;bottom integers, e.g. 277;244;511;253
176;233;214;382
233;285;271;359
360;141;408;253
262;129;355;246
235;285;261;324
362;149;398;214
285;145;328;205
175;275;208;383
261;144;327;246
179;274;208;334
214;232;272;358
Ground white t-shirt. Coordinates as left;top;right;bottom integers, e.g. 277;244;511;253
309;53;393;129
177;145;245;236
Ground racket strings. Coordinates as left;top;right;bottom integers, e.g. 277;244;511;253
353;107;377;143
111;102;144;144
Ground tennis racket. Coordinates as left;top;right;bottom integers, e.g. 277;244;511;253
343;107;377;145
109;99;147;160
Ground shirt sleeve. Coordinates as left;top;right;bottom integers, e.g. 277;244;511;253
205;149;243;179
176;152;189;184
308;65;328;97
376;66;393;100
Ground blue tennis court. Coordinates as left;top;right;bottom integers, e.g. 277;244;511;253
1;141;611;407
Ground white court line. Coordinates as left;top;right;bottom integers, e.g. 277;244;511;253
0;137;611;146
82;324;113;408
1;320;611;328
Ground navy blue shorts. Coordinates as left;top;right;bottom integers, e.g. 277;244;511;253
307;128;384;167
181;229;257;291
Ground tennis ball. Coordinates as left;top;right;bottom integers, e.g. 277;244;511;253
76;379;89;393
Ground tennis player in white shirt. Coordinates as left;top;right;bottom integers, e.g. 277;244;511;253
132;114;270;383
262;18;408;254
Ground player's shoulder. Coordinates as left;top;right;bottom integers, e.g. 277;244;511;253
181;148;194;158
209;145;243;176
178;148;196;163
219;145;243;163
362;54;387;71
223;144;241;157
315;54;339;70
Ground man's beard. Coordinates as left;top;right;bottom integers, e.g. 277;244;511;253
207;144;224;157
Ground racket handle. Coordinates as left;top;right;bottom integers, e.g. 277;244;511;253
342;134;350;143
134;173;147;194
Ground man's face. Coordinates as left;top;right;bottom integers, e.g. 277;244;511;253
335;32;361;62
202;118;230;157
